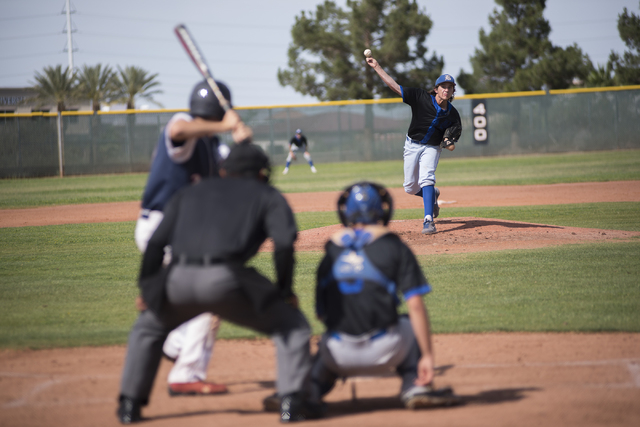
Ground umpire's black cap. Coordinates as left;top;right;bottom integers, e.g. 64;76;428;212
223;142;271;181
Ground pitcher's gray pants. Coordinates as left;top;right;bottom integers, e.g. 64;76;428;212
120;264;312;404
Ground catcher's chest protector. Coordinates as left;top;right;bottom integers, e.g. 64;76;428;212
332;246;395;296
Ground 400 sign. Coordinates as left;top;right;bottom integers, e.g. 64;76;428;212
472;99;488;145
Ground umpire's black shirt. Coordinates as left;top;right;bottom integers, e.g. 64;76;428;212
140;176;297;294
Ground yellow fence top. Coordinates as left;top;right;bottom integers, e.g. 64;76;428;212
1;85;638;117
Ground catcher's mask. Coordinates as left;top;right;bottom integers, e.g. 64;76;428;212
189;80;232;120
337;182;393;226
222;141;271;183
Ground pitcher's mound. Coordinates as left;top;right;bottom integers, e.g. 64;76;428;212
284;217;640;255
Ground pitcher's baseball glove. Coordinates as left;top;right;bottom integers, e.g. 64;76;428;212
441;124;462;148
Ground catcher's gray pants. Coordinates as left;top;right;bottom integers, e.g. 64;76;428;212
120;264;312;404
309;317;420;401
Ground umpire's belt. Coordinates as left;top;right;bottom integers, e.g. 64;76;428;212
175;254;226;266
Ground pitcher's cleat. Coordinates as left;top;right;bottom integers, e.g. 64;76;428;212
422;215;437;235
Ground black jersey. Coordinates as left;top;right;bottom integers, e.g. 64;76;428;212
316;226;431;336
401;86;462;146
290;134;308;149
141;176;297;293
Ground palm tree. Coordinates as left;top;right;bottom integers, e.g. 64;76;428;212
75;64;118;112
30;65;77;111
114;65;163;109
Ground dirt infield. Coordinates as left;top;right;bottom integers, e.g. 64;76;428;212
1;181;639;426
2;180;640;228
1;334;639;427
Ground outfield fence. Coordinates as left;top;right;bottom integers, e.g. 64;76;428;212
1;86;639;178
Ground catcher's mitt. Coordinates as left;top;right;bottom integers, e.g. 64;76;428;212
441;124;462;148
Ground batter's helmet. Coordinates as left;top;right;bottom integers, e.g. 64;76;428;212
189;80;232;120
223;142;271;182
337;182;393;226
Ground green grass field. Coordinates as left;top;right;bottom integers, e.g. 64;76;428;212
1;150;639;208
0;150;639;349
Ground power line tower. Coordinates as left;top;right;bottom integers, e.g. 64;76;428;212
62;0;77;75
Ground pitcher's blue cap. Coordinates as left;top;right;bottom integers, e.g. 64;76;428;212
435;74;456;86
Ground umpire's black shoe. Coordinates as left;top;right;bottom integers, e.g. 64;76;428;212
117;396;142;424
280;392;325;423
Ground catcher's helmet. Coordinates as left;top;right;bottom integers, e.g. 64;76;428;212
337;182;393;226
223;142;271;183
189;80;232;120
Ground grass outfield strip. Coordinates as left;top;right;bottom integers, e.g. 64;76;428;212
0;203;638;348
1;150;639;208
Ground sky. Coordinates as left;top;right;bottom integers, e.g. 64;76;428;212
1;0;638;109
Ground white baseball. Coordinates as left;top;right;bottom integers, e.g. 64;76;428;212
364;49;372;58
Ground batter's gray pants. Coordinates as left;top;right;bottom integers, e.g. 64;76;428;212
119;264;312;404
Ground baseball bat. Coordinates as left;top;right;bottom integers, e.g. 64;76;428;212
174;23;231;113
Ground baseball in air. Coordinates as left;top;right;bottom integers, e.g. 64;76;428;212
364;49;372;58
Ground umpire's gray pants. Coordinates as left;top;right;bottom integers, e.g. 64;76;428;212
120;264;312;404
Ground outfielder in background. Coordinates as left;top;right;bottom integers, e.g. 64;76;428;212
366;55;462;234
133;79;250;397
309;182;460;409
282;128;317;174
118;143;323;423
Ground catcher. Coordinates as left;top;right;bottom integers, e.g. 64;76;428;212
307;182;461;409
367;54;462;234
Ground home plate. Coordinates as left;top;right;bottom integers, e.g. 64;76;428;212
438;200;456;205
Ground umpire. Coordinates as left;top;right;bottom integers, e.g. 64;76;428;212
117;142;322;423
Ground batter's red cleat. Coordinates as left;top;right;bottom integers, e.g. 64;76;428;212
168;381;228;396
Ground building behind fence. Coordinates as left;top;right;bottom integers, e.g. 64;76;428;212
1;86;639;178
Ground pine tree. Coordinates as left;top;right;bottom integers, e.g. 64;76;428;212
609;5;640;85
278;0;443;101
457;0;592;93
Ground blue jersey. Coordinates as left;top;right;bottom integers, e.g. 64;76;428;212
401;86;461;146
141;113;222;212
